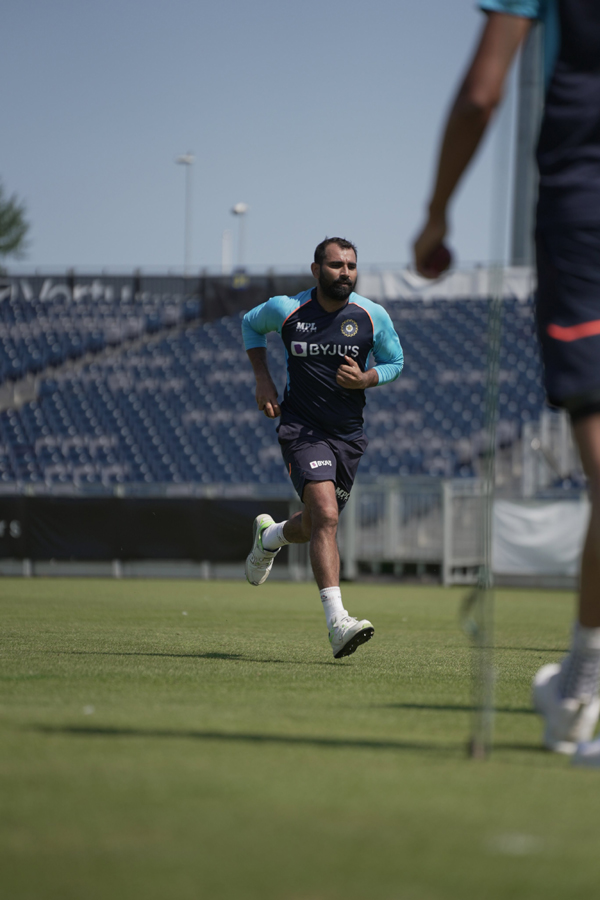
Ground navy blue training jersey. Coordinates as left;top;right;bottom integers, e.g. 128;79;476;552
242;288;403;441
537;1;600;226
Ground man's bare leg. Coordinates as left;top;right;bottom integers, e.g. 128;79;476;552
275;482;342;588
573;413;600;628
261;480;373;657
533;412;600;756
301;481;340;590
282;509;310;543
260;483;338;584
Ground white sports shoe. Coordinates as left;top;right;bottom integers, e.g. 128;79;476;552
572;738;600;767
245;514;280;586
329;615;374;660
532;662;600;755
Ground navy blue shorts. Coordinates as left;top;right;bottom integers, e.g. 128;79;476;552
536;226;600;418
277;421;367;511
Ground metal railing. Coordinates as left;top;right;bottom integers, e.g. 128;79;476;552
339;477;485;585
522;408;584;497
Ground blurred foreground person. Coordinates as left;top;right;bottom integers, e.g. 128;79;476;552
413;2;600;763
241;238;403;659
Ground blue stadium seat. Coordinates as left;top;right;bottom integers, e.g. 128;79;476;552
0;299;550;487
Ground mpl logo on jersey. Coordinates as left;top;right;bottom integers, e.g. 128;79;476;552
296;321;318;334
309;460;332;469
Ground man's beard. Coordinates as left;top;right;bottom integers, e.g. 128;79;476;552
319;274;355;302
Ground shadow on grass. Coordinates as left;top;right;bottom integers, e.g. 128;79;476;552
32;724;458;755
57;650;335;666
492;742;550;753
381;702;535;716
495;647;568;654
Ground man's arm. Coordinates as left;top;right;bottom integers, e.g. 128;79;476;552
337;302;404;389
413;12;532;274
246;347;281;418
242;295;303;418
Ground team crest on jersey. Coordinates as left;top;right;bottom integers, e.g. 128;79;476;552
296;321;318;334
341;319;358;338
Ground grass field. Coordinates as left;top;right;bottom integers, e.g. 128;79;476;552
1;577;600;900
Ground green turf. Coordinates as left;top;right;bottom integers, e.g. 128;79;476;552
1;577;598;899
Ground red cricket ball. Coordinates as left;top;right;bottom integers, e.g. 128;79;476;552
422;244;453;278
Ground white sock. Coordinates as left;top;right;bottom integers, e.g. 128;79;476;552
320;587;347;630
261;521;290;552
560;623;600;700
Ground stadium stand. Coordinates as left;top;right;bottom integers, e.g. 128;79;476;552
0;277;200;384
0;284;548;489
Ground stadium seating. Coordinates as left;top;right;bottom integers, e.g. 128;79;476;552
0;293;547;488
0;281;200;384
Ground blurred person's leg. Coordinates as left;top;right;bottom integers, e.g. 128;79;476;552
573;414;600;629
533;227;600;753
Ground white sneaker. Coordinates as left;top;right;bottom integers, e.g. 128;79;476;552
532;662;600;755
572;738;600;767
329;615;374;660
245;514;280;586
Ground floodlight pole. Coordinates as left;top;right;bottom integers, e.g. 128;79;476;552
231;202;249;269
511;24;543;266
221;229;233;275
176;152;195;276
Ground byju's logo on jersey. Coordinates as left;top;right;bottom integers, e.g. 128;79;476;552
309;460;332;469
341;319;358;338
296;321;318;334
291;343;360;358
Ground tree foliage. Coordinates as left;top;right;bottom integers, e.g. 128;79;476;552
0;180;29;260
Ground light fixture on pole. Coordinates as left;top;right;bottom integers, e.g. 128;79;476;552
221;230;233;275
176;152;194;276
230;202;249;271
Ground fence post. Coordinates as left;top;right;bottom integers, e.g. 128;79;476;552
343;485;358;581
385;482;399;560
442;480;452;586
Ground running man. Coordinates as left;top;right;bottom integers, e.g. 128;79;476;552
413;2;600;761
241;238;404;659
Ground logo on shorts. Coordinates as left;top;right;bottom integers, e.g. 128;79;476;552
341;319;358;338
296;321;318;334
309;460;332;469
336;487;350;502
291;341;307;356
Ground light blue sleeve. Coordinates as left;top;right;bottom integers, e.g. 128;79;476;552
241;293;307;350
479;0;559;93
479;0;541;18
354;296;404;387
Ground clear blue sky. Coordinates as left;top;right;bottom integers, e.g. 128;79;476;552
3;0;516;272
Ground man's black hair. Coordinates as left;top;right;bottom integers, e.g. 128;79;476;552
314;237;357;267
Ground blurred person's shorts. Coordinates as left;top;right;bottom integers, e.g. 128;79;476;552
536;225;600;421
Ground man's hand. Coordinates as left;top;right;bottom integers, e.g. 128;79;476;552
413;213;448;277
255;377;281;418
336;356;377;390
412;13;530;277
247;347;281;418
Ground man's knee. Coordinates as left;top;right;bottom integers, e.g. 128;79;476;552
311;506;338;533
308;496;339;533
574;414;600;498
303;482;339;533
